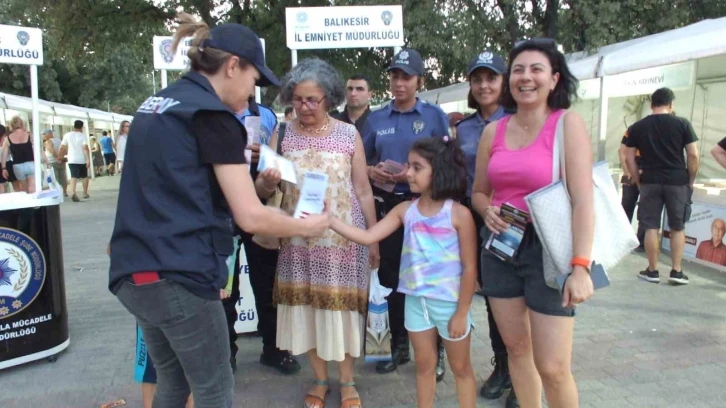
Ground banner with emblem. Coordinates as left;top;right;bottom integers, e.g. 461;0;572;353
286;5;404;50
153;36;192;70
0;24;43;65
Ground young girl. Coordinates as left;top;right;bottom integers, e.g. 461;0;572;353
331;136;478;408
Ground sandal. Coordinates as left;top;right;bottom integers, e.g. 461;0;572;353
303;379;330;408
340;381;362;408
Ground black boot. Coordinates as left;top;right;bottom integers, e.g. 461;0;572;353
479;353;512;399
376;340;411;374
505;388;519;408
435;337;446;382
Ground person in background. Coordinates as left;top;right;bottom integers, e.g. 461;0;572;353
625;87;699;286
60;120;91;201
456;50;517;407
1;116;46;194
43;129;68;197
618;131;645;251
91;136;105;177
696;218;726;266
472;38;594;408
447;112;464;138
0;125;7;193
108;14;329;407
100;130;116;176
711;136;726;169
361;48;450;381
333;74;373;135
115;121;130;173
222;98;301;376
273;58;378;408
284;106;295;122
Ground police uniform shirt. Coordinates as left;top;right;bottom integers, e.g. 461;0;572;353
361;98;449;193
455;106;509;196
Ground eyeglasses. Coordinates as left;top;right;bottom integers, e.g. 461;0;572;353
514;37;557;50
291;96;326;110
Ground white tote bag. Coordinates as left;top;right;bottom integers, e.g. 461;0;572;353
524;112;639;289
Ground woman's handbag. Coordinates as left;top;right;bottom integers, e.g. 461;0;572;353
524;112;640;289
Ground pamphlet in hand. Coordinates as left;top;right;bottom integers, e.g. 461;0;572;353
372;160;407;193
244;116;261;163
485;203;530;262
257;144;297;184
293;172;329;219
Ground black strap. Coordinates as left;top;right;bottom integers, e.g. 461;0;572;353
277;122;286;155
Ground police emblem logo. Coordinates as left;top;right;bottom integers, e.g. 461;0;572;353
478;52;493;64
296;12;308;23
381;10;393;26
159;39;175;64
0;228;47;319
412;120;425;134
17;31;29;47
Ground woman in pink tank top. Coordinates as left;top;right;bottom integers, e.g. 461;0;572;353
470;39;595;408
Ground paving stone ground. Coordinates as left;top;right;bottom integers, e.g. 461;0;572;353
1;175;725;408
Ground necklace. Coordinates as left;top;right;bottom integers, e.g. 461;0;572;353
300;115;330;134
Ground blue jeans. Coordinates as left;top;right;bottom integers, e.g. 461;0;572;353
116;278;233;408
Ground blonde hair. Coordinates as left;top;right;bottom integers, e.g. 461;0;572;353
118;120;130;135
8;116;25;132
173;12;249;74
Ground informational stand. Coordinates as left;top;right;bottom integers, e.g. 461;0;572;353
0;24;69;370
233;245;259;334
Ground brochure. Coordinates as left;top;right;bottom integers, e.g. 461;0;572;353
257;144;297;184
485;203;530;262
293;172;329;219
372;160;407;192
244;116;261;163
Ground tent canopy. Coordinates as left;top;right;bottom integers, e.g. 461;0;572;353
0;92;134;124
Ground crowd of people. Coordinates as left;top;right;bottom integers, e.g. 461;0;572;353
104;11;717;408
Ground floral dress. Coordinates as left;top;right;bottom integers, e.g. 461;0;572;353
274;120;369;362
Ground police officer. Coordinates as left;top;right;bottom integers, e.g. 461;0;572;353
108;14;328;408
456;51;518;408
361;48;450;379
223;99;301;375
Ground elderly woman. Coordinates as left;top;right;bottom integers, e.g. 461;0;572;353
270;58;378;408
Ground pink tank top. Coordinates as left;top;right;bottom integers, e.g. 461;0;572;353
487;110;564;212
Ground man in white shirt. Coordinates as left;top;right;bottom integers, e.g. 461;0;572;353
60;120;90;202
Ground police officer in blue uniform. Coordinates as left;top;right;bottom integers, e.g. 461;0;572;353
361;48;450;378
223;99;301;375
108;14;328;407
456;51;518;408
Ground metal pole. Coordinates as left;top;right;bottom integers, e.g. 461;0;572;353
291;49;298;67
30;65;42;195
597;77;609;162
161;69;168;89
152;70;157;94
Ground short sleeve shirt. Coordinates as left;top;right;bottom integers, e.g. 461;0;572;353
361;98;449;193
718;136;726;151
625;114;698;185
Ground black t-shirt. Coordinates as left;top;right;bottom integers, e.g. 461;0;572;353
332;106;370;135
192;110;247;211
718;136;726;151
625;114;698;186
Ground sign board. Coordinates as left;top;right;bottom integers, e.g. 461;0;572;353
153;36;191;70
0;24;43;66
286;5;404;50
234;245;259;334
606;61;694;98
663;199;726;272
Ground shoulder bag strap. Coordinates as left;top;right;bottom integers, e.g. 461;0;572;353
276;122;286;156
553;111;571;200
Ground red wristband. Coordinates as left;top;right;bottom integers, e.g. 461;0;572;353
571;257;591;270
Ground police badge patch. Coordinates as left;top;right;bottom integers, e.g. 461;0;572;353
412;120;425;134
0;228;47;319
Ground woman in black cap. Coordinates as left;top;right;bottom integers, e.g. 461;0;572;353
108;13;329;408
456;51;518;408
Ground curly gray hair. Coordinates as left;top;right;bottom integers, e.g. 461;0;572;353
279;58;345;109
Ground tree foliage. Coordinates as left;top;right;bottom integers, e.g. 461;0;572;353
1;0;724;113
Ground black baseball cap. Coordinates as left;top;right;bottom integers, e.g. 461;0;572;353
387;48;424;76
203;24;279;87
467;51;506;76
